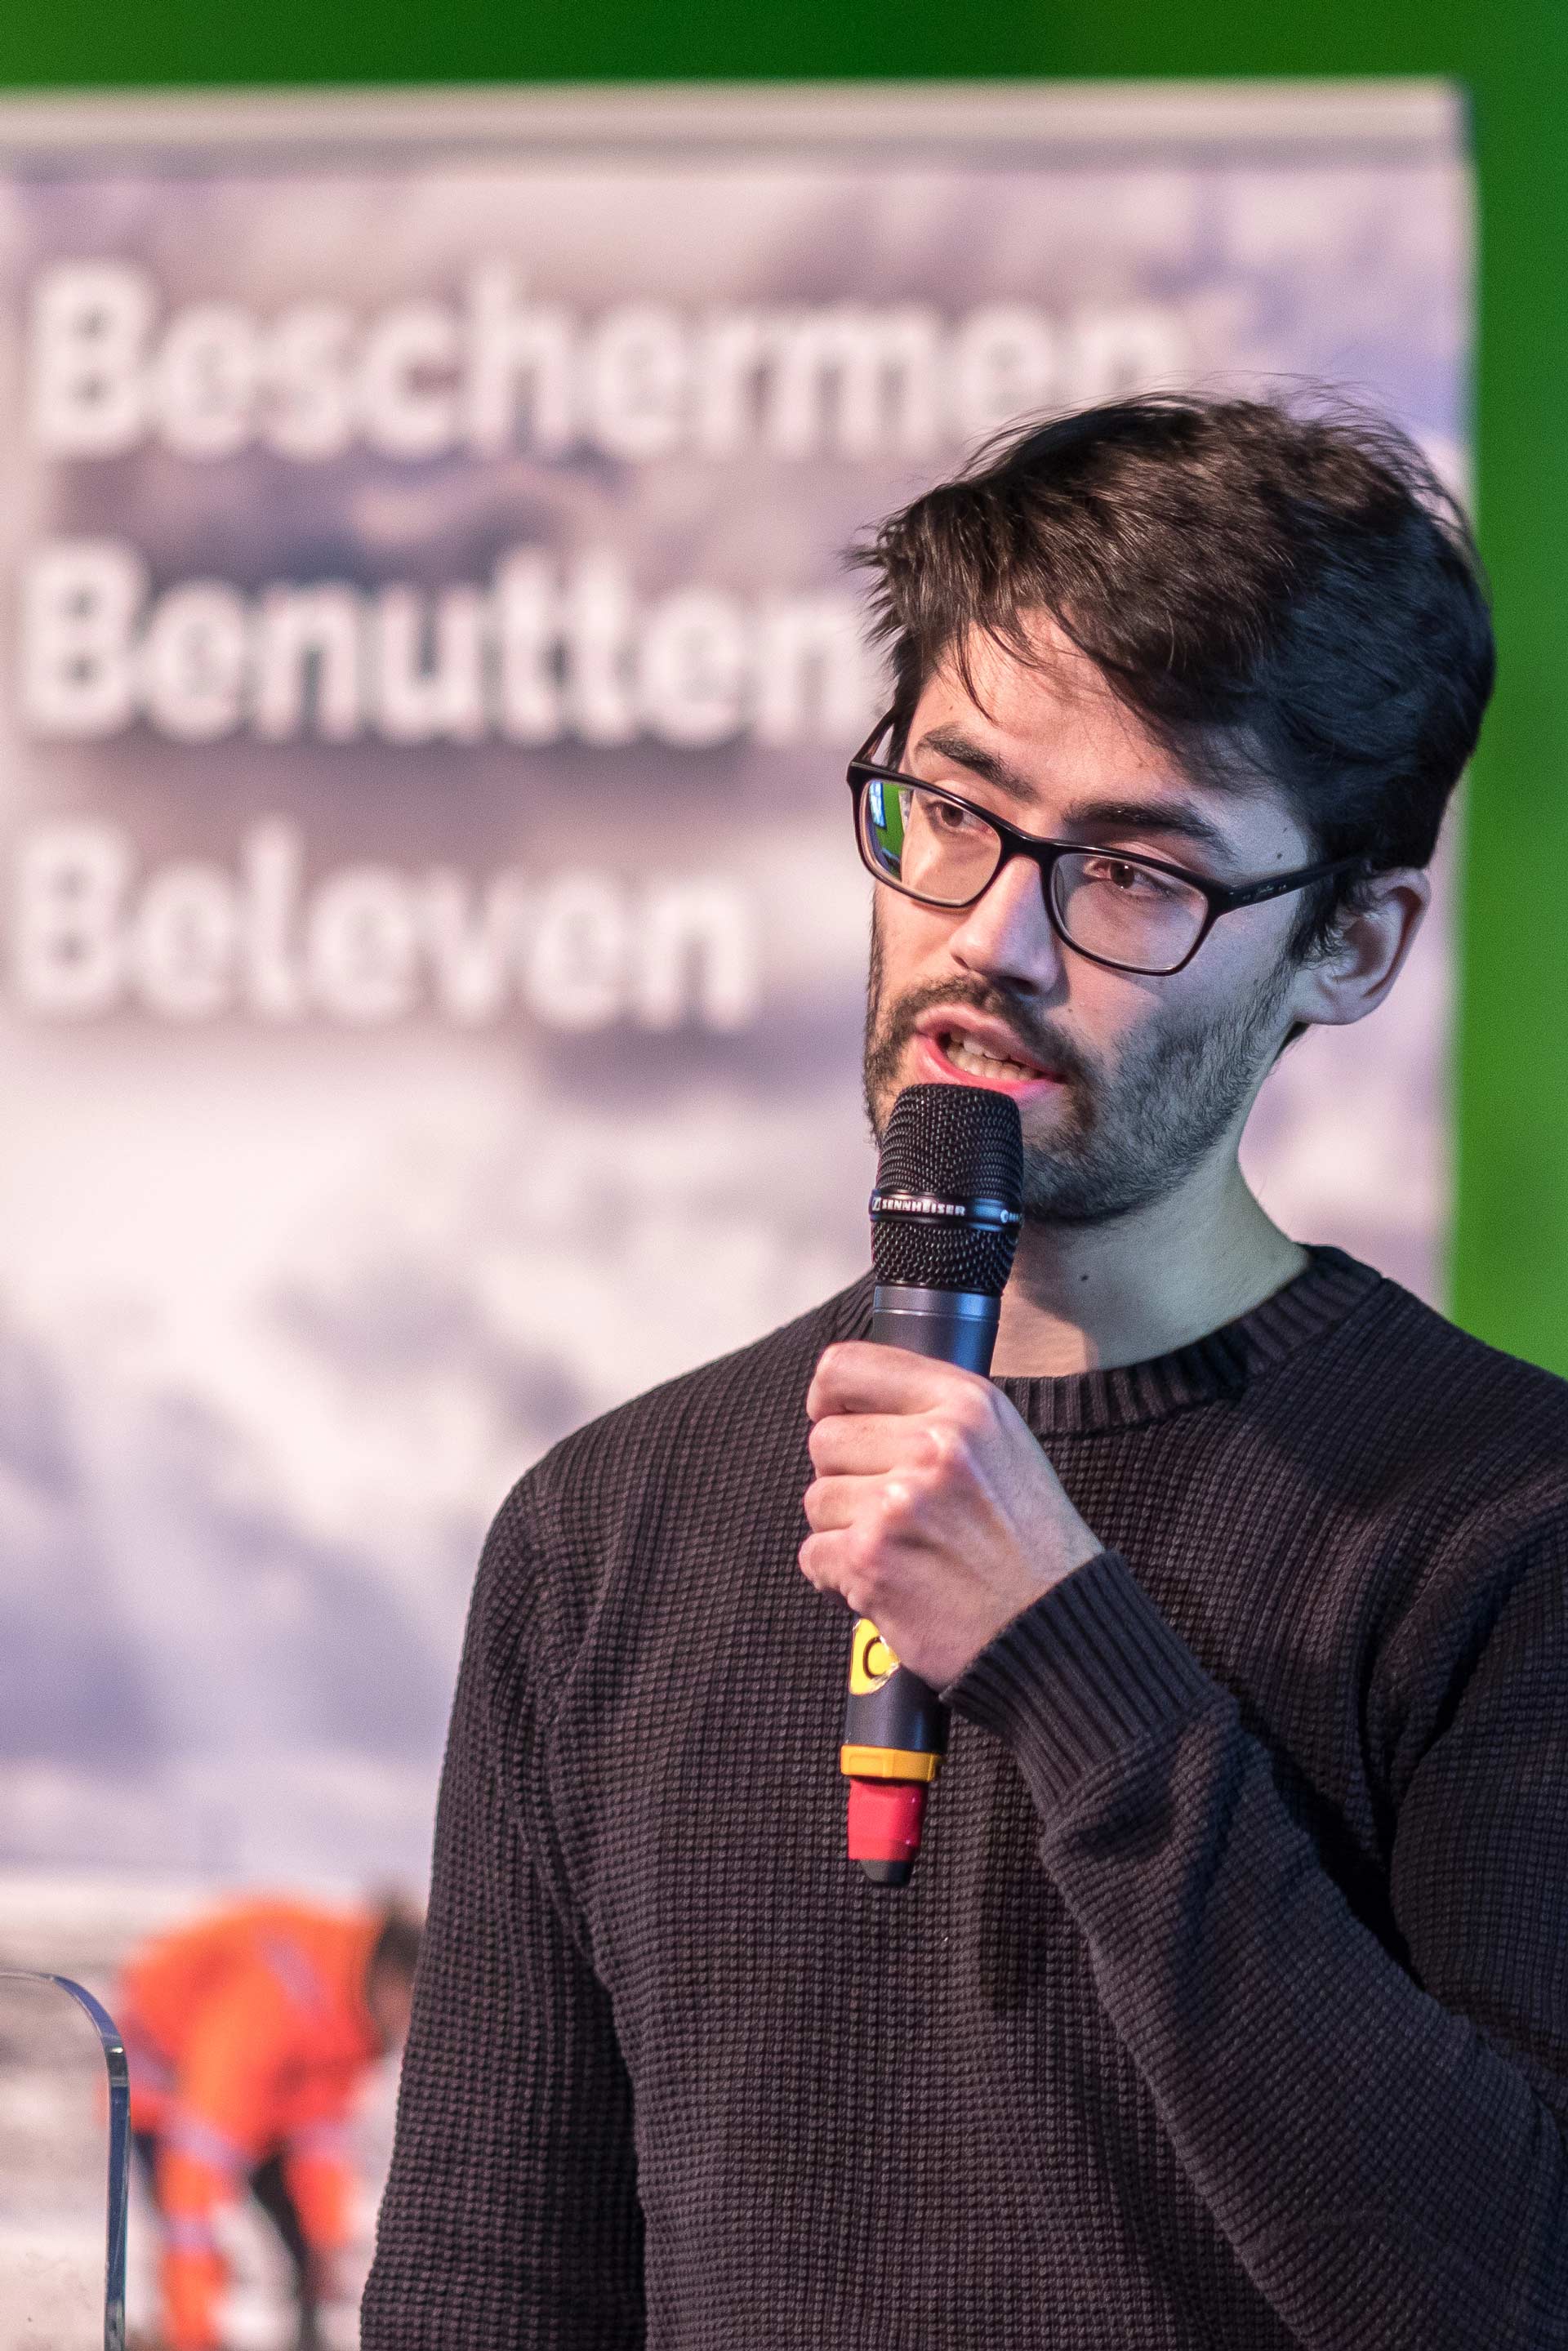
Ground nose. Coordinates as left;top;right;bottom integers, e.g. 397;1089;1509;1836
947;852;1064;997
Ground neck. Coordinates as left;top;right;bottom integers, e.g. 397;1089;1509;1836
987;1148;1309;1377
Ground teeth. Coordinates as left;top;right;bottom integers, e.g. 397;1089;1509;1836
943;1031;1043;1084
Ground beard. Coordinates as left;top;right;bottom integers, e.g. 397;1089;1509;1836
862;917;1292;1228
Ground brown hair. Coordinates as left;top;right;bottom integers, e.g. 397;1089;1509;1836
850;393;1494;946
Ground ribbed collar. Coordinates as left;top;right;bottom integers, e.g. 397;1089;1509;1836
844;1246;1384;1438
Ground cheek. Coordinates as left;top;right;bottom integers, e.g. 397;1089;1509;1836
1093;936;1291;1089
871;892;963;1005
1192;912;1301;1029
1053;960;1160;1063
1049;959;1248;1105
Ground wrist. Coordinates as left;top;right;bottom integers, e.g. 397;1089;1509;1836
944;1550;1224;1815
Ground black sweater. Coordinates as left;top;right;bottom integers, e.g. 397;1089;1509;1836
363;1248;1568;2349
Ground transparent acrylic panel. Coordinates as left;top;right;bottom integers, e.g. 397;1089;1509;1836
0;1972;127;2351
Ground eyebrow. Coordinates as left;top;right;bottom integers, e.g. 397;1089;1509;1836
911;725;1237;866
912;725;1036;805
1058;795;1236;864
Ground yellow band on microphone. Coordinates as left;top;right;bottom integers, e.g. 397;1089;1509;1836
840;1743;942;1783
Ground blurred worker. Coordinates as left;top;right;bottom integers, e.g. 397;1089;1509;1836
118;1894;421;2351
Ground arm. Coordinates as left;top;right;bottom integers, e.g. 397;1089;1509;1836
946;1534;1568;2351
362;1495;644;2351
800;1340;1568;2351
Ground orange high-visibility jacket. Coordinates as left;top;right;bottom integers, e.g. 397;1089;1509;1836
117;1898;382;2351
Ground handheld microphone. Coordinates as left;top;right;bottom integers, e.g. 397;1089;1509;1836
840;1081;1024;1888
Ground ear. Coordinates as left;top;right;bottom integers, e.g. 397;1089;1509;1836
1285;868;1431;1031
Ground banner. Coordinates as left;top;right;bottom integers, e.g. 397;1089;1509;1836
0;81;1468;2340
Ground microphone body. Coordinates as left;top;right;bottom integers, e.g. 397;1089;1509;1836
839;1085;1023;1888
868;1282;998;1373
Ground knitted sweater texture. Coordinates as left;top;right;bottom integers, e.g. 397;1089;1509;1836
363;1248;1568;2350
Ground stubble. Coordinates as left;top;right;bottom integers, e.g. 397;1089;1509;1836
862;914;1292;1228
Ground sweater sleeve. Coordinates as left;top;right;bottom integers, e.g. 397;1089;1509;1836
944;1538;1568;2351
361;1494;644;2351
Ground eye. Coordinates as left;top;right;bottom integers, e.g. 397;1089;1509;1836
924;793;990;835
1081;853;1182;900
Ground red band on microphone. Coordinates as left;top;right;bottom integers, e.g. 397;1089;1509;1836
846;1778;926;1866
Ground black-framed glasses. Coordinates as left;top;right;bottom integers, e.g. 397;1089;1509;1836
847;714;1363;977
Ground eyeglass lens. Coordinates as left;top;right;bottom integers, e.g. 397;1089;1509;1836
861;778;1209;975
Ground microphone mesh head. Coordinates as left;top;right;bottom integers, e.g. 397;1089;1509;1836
871;1084;1024;1295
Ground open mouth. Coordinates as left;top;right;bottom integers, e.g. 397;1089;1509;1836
920;1024;1066;1091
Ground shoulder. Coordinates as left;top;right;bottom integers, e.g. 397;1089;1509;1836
1321;1263;1568;1521
1314;1267;1568;1703
531;1270;870;1524
470;1275;871;1652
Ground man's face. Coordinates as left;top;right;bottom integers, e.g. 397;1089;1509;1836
862;625;1323;1227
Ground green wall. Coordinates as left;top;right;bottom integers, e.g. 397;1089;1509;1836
4;2;1566;1372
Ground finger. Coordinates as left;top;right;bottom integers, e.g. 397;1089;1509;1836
807;1411;935;1476
797;1529;858;1605
802;1472;897;1533
807;1339;983;1423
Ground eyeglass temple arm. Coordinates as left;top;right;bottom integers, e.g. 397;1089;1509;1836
1218;855;1364;911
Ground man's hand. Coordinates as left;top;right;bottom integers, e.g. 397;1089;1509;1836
800;1342;1105;1689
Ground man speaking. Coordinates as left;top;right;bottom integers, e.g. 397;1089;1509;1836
363;396;1568;2349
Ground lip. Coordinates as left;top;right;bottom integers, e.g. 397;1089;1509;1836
910;1013;1069;1100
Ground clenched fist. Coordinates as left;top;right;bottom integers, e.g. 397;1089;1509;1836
800;1341;1104;1690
